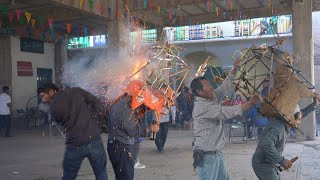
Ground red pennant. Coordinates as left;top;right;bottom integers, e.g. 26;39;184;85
48;18;53;29
207;1;211;11
149;2;154;9
98;3;103;14
67;23;71;34
35;29;40;38
8;12;14;23
17;25;22;34
16;9;22;21
180;15;183;23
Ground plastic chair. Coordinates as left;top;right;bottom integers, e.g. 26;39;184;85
16;109;27;128
252;117;268;139
229;119;248;144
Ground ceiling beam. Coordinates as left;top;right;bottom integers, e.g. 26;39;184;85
194;4;208;13
179;7;193;16
234;0;245;9
256;0;264;7
212;0;226;11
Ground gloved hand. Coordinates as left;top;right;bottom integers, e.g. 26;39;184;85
137;137;143;143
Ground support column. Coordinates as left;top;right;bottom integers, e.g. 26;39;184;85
54;39;68;86
107;0;128;53
292;0;316;140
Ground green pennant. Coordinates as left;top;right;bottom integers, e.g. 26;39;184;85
89;0;94;9
20;16;25;25
38;16;44;25
1;5;7;14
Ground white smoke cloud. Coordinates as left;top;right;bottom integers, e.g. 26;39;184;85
62;23;152;103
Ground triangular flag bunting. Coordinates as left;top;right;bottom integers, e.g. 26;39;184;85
31;18;36;28
207;1;212;12
38;16;44;25
25;12;31;24
89;0;94;9
108;7;111;17
144;0;147;9
16;9;22;21
98;3;103;14
20;16;25;25
67;23;71;34
83;27;88;36
1;5;7;14
157;5;160;14
80;0;84;9
17;25;23;34
48;18;53;29
8;12;14;23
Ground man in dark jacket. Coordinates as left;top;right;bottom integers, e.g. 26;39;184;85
107;94;142;180
252;96;319;180
38;83;108;180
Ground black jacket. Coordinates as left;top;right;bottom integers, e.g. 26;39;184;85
50;87;104;146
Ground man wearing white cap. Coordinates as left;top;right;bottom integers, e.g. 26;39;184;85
252;95;320;180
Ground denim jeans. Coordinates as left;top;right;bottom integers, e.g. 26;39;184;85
62;137;108;180
107;140;134;180
155;122;169;151
0;115;11;137
198;152;229;180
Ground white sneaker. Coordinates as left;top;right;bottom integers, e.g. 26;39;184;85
134;161;146;169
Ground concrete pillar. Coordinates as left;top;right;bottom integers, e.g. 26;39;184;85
292;0;316;140
107;21;128;51
54;39;68;86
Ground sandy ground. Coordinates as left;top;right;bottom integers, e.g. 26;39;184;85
0;127;320;180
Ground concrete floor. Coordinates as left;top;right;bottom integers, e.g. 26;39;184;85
0;128;320;180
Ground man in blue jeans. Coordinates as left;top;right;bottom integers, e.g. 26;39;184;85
190;58;259;180
107;94;143;180
38;84;108;180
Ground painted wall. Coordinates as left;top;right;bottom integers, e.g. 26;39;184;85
171;35;293;87
10;36;55;111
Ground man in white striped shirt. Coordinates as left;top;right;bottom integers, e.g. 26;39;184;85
191;60;259;180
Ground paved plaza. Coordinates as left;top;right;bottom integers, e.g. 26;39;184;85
1;128;320;180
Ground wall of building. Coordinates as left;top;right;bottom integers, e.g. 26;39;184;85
10;36;55;111
0;35;12;91
171;35;293;86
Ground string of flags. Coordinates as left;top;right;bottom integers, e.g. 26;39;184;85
0;0;275;41
0;0;108;42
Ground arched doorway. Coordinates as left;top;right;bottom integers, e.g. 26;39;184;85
183;51;222;88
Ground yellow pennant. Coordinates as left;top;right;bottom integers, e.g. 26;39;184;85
158;6;160;14
31;18;36;28
25;12;31;24
80;0;84;9
216;7;219;16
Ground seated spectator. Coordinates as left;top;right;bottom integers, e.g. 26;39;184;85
234;94;245;105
